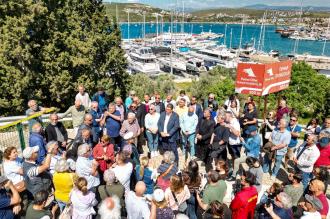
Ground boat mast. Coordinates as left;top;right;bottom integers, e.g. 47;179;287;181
293;0;303;55
143;11;146;43
170;10;174;75
224;24;227;46
127;9;130;46
239;21;244;53
230;28;233;49
156;13;159;46
322;18;329;56
262;11;267;52
257;12;264;52
181;0;184;33
161;15;164;36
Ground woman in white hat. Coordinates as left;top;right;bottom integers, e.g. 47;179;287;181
150;188;174;219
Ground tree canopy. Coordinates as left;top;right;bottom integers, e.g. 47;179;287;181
0;0;128;115
189;63;329;120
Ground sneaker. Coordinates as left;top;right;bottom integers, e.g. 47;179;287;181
270;175;276;181
154;151;159;157
151;151;155;158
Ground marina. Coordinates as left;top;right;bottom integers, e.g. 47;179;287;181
120;22;330;77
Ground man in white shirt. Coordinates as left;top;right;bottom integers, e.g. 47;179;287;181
225;111;241;176
175;90;190;106
293;134;320;189
75;84;91;108
125;181;150;219
300;194;323;219
76;144;100;190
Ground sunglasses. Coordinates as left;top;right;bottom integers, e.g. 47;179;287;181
290;119;297;122
131;105;137;108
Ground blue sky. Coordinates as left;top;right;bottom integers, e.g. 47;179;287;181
105;0;330;9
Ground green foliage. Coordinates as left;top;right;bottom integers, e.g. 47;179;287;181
0;0;128;116
128;73;175;99
281;62;330;119
190;66;235;102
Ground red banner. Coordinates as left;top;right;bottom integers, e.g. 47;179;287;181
235;60;292;96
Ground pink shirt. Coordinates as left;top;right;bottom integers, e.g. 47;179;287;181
165;185;191;211
317;193;329;217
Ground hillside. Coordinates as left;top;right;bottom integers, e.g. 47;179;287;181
104;3;171;22
245;4;330;12
104;3;330;23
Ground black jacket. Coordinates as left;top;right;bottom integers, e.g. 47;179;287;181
45;122;68;144
196;118;215;145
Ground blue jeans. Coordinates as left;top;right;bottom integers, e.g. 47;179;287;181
146;131;159;152
301;171;313;189
182;133;196;157
186;193;197;219
263;154;284;176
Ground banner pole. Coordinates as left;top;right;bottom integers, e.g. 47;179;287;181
263;95;268;121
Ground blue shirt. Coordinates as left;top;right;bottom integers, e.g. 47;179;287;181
0;189;14;219
91;109;102;128
29;132;46;164
98;95;106;112
106;110;121;137
125;97;132;111
135;166;154;194
242;134;261;158
271;128;291;156
287;125;302;148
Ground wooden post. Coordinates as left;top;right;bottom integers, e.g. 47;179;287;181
263;95;268;120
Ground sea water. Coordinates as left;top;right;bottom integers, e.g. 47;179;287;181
120;23;330;57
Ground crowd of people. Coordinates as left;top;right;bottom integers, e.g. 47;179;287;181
0;84;329;219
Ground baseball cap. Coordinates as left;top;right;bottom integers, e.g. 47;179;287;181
245;125;258;135
23;146;39;159
305;194;323;211
153;189;165;202
0;176;8;184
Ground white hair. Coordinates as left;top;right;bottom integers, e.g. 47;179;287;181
127;112;136;119
175;214;189;219
45;141;58;150
163;151;175;164
77;144;90;156
280;118;288;128
278;192;292;209
98;195;121;219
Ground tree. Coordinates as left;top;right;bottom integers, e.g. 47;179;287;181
190;66;235;102
0;0;128;115
281;62;330;119
128;73;176;99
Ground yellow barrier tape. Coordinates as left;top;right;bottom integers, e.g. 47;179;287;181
0;107;57;130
